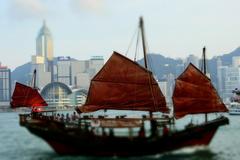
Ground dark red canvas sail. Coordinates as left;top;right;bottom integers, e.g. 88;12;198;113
11;82;48;108
172;63;228;119
78;52;167;113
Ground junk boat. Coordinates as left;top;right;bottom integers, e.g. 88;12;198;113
11;17;229;156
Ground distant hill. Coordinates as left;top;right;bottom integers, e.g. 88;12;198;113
137;47;240;87
218;47;240;66
11;62;31;85
138;53;183;79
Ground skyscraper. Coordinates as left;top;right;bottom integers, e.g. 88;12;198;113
36;20;53;80
32;21;53;88
36;20;53;67
0;63;11;108
88;56;104;79
57;56;72;85
216;56;240;102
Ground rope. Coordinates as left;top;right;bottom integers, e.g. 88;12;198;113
134;30;140;61
145;39;155;73
125;27;138;56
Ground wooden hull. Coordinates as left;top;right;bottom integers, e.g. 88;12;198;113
23;116;229;156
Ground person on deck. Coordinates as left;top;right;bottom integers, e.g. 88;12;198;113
163;125;169;136
60;114;64;122
150;119;158;137
109;128;114;137
55;113;60;121
66;113;70;122
71;111;78;121
138;126;145;138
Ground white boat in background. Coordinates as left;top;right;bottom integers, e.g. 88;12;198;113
229;88;240;115
229;102;240;115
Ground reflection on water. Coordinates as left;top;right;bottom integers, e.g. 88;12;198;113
159;148;216;160
0;112;238;160
19;149;213;160
27;149;216;160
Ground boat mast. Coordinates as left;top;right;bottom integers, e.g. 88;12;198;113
202;47;206;74
139;17;148;69
202;47;208;122
139;17;156;131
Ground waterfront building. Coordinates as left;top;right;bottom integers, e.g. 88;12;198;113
41;82;72;110
158;80;167;101
31;55;51;89
88;56;104;78
69;89;87;106
217;56;240;102
55;56;103;89
40;82;88;110
71;60;87;86
224;67;240;101
75;72;90;89
70;56;104;88
159;73;175;103
0;63;11;108
217;57;226;99
57;56;72;86
166;73;175;101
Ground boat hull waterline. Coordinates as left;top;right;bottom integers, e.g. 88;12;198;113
23;116;229;156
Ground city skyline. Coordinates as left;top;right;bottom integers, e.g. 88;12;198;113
1;0;240;69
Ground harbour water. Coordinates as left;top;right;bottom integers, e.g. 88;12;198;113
0;112;239;160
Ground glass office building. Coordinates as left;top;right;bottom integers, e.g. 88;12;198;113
0;64;11;107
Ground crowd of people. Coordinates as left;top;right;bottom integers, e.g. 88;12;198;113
31;111;79;123
53;112;79;122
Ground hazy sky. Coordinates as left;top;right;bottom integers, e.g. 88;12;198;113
1;0;240;69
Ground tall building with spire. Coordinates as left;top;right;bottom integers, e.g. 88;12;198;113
36;21;54;78
36;21;53;66
31;21;53;88
31;21;104;90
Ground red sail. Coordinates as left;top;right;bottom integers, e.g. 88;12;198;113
172;63;228;119
11;82;48;108
78;52;167;113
